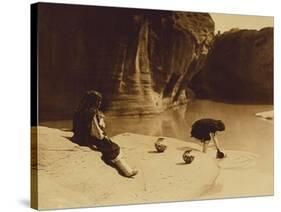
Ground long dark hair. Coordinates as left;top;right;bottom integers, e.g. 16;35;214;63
75;90;102;113
72;90;102;140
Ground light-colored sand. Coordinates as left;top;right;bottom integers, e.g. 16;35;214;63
32;126;220;210
199;149;273;199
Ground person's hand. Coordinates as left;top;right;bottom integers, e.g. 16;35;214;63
103;134;109;140
99;121;106;129
216;149;226;159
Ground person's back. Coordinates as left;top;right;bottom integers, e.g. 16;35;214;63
73;108;96;146
191;118;226;158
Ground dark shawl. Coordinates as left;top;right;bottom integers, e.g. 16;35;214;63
191;118;225;141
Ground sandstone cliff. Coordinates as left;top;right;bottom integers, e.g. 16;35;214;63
190;27;273;103
37;4;214;120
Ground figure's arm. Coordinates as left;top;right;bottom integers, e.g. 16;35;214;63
210;133;221;150
211;132;226;158
98;116;106;130
90;115;105;140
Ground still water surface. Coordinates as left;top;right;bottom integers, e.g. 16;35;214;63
42;99;274;176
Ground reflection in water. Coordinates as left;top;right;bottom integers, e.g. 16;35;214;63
106;106;190;140
106;100;273;175
106;100;273;145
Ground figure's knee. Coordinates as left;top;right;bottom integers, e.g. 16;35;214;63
100;140;120;161
111;142;120;159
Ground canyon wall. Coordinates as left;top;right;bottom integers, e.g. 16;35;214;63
190;27;273;103
37;3;273;122
37;3;214;120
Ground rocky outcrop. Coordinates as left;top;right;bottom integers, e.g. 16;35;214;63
190;27;273;103
37;3;214;120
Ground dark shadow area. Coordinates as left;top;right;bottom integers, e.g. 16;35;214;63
62;135;124;177
176;146;200;152
147;150;164;154
162;73;181;98
100;156;122;176
176;162;189;165
176;162;192;166
62;135;84;147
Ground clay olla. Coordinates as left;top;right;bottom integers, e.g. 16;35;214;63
183;150;195;164
155;138;168;152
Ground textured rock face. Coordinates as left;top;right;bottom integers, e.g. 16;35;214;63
37;4;214;120
191;27;273;103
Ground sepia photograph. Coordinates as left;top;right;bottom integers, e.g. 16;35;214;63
31;2;274;210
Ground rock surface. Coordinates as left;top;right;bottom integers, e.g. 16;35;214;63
255;110;274;121
37;4;214;120
32;126;219;209
191;27;273;103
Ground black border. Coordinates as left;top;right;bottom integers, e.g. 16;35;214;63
30;3;38;210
